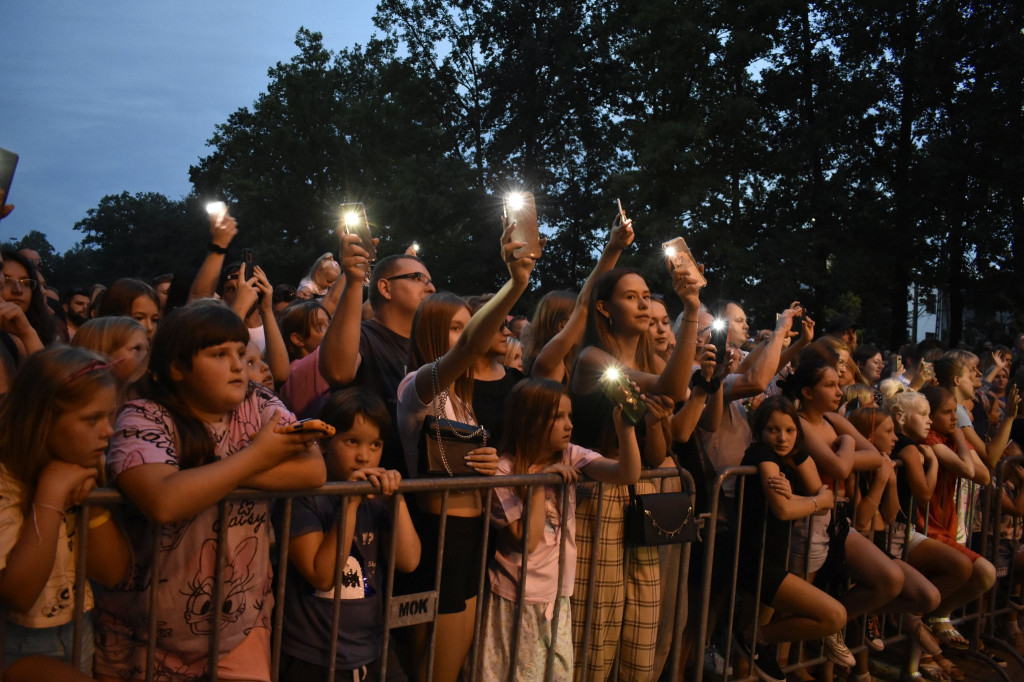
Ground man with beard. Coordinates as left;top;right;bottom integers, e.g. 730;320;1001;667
63;288;91;339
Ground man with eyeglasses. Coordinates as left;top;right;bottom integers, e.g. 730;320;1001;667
319;235;436;475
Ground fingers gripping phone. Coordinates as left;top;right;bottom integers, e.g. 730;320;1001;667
662;236;707;289
276;418;337;438
0;148;18;219
600;366;648;425
503;192;542;259
340;203;376;264
709;320;730;368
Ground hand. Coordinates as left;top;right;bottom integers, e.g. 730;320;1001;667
815;485;835;513
877;454;896;482
767;473;792;499
0;300;36;339
1005;384;1020;421
668;259;701;309
834;433;855;453
349;467;402;496
233;273;260;317
248;410;318;471
36;460;99;510
608;216;635;252
542;463;579;484
611;404;635;433
642;392;675;426
797;315;815;345
774;302;802;337
499;220;540;287
465;447;500;475
0;188;12;220
753;329;772;344
697;344;717;380
209;209;238;249
339;233;375;280
917;359;935;384
252;266;274;315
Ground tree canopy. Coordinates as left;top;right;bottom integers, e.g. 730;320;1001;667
45;1;1024;347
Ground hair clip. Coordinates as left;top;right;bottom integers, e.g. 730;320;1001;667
65;359;110;383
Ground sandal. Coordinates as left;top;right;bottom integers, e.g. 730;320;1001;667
933;653;965;682
926;616;969;650
918;655;951;682
900;672;924;682
911;618;942;656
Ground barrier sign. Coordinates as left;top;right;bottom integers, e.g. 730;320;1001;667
388;591;437;627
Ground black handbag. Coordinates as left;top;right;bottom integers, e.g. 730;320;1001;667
625;462;698;546
421;362;488;477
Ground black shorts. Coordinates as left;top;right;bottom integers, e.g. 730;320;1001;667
393;513;485;614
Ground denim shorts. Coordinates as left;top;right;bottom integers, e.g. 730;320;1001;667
3;612;94;675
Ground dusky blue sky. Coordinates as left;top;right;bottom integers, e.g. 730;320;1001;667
0;1;378;253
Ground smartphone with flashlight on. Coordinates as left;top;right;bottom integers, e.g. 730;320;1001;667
600;366;648;426
662;236;707;289
340;203;376;264
0;148;19;218
503;191;542;259
206;200;227;219
709;319;730;368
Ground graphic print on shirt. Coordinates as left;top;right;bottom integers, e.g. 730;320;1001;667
182;536;258;635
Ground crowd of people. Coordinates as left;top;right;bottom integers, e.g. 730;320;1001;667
1;200;1023;682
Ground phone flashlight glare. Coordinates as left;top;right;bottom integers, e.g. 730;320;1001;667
343;211;361;228
664;246;677;259
206;201;226;216
411;242;420;253
711;319;727;332
506;192;525;211
602;366;623;383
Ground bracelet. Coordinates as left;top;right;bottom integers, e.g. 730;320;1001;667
33;502;65;518
208;242;229;254
690;369;721;394
89;509;112;529
683;317;699;323
810;495;819;512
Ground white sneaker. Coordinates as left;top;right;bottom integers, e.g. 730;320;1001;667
823;630;856;668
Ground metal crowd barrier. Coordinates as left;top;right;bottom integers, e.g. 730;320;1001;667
5;455;1023;682
0;467;697;682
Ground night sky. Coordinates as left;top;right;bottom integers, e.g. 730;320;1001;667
0;1;378;252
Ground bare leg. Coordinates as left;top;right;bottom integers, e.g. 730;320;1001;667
906;538;973;610
760;574;846;645
841;531;904;620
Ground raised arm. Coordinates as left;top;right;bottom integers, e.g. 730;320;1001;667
189;210;237;301
412;224;536;403
319;234;371;387
982;384;1020;467
727;305;801;401
644;261;701;401
252;267;290;384
672;345;720;441
531;217;633;380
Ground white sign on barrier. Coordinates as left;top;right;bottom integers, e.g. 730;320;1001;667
388;591;438;627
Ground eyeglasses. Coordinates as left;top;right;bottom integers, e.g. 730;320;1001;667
2;275;38;292
387;272;432;287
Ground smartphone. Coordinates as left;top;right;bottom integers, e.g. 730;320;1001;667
709;321;729;368
276;418;337;438
616;198;627;225
205;200;227;217
503;192;542;259
662;236;707;289
340;203;376;264
0;148;18;218
241;248;257;282
599;366;648;426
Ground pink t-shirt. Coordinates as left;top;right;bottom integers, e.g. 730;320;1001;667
279;346;330;418
94;385;293;681
487;444;601;604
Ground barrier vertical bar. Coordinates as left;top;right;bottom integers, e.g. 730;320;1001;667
72;503;90;672
326;491;351;682
470;487;493;680
271;497;293;682
507;481;534;681
576;481;605;679
144;523;162;682
378;490;404;681
424;492;449;682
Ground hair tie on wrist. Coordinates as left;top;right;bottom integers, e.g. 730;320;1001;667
208;242;229;254
89;509;112;529
690;369;721;394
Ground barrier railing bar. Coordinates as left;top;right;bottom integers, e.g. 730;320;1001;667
326;496;350;682
72;503;89;673
667;467;697;681
424;491;449;682
270;497;292;682
544;481;571;682
378;490;403;681
507;481;533;682
469;487;493;681
576;481;604;680
207;500;229;681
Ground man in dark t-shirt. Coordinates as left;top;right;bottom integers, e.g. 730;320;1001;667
320;239;436;475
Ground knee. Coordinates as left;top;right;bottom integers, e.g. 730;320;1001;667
974;558;996;591
880;562;904;600
823;601;847;633
919;582;942;613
